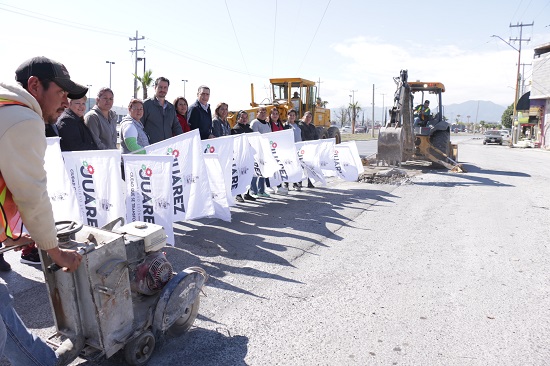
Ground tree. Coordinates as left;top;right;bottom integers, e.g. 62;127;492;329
133;69;154;100
501;103;514;129
348;101;361;134
335;106;349;126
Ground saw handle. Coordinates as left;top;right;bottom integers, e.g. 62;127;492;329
47;243;96;273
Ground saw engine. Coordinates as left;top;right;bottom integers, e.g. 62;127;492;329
130;251;174;295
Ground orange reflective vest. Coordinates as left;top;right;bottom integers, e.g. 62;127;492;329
0;99;26;241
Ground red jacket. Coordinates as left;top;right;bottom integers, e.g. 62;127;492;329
176;113;191;134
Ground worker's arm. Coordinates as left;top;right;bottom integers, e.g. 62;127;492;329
124;137;146;154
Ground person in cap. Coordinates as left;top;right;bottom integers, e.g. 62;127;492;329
0;56;85;365
413;99;431;127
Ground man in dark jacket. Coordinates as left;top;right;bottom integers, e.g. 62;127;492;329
57;96;98;151
188;85;213;140
141;77;183;144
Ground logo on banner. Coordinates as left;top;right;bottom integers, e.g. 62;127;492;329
167;147;180;158
334;150;343;174
137;164;163;223
170;156;185;215
231;163;239;189
185;174;199;184
204;144;216;154
270;139;288;180
50;192;68;202
141;164;153;177
74;160;104;226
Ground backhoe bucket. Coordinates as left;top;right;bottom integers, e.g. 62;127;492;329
377;127;404;166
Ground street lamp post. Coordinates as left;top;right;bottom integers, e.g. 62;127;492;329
86;85;92;111
105;61;115;89
137;57;146;74
182;80;188;98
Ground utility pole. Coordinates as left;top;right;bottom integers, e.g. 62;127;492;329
129;30;145;98
316;77;324;98
518;62;532;96
380;93;386;125
509;21;533;143
372;84;375;137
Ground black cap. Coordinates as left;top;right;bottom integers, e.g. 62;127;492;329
15;56;88;99
425;100;430;104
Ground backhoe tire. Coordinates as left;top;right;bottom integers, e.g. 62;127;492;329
430;129;450;168
327;126;341;144
317;126;329;140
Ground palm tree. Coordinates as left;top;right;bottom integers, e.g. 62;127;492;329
133;69;154;99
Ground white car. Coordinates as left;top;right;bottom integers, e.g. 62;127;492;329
341;126;351;133
499;129;511;142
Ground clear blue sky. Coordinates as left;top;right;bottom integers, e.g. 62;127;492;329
1;0;549;113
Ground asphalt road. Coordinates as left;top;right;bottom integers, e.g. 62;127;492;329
1;137;549;366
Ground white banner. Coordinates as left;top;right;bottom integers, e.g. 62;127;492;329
231;134;255;196
145;129;214;221
336;141;363;181
318;139;338;178
262;129;303;186
62;149;126;228
123;155;175;245
201;135;235;206
45;137;81;222
295;140;329;185
246;132;279;178
203;154;231;222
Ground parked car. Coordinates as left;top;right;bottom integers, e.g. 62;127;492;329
341;126;351;133
499;129;511;142
354;126;366;133
483;130;503;145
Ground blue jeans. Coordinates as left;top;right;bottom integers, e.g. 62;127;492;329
250;177;265;195
0;282;57;366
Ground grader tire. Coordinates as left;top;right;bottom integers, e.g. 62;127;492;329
327;126;341;144
316;126;329;140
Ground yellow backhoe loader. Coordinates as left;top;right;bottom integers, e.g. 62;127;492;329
377;70;465;172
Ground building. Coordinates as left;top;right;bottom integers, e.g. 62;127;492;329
530;42;550;149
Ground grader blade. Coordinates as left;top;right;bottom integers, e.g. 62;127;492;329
377;127;404;166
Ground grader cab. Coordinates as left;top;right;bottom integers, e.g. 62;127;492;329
228;77;341;143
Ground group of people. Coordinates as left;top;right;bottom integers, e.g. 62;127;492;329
230;106;319;202
41;72;321;204
0;55;323;366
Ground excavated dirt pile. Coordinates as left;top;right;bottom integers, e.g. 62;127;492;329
358;167;414;185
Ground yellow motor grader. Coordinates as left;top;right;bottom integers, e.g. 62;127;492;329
377;70;464;172
228;77;341;143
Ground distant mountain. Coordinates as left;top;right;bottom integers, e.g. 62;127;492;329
331;100;507;126
444;100;506;124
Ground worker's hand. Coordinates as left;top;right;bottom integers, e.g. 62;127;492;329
3;234;35;251
46;247;82;273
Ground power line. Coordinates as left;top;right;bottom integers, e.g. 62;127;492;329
272;0;278;76
296;0;332;74
0;3;127;38
224;0;252;80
